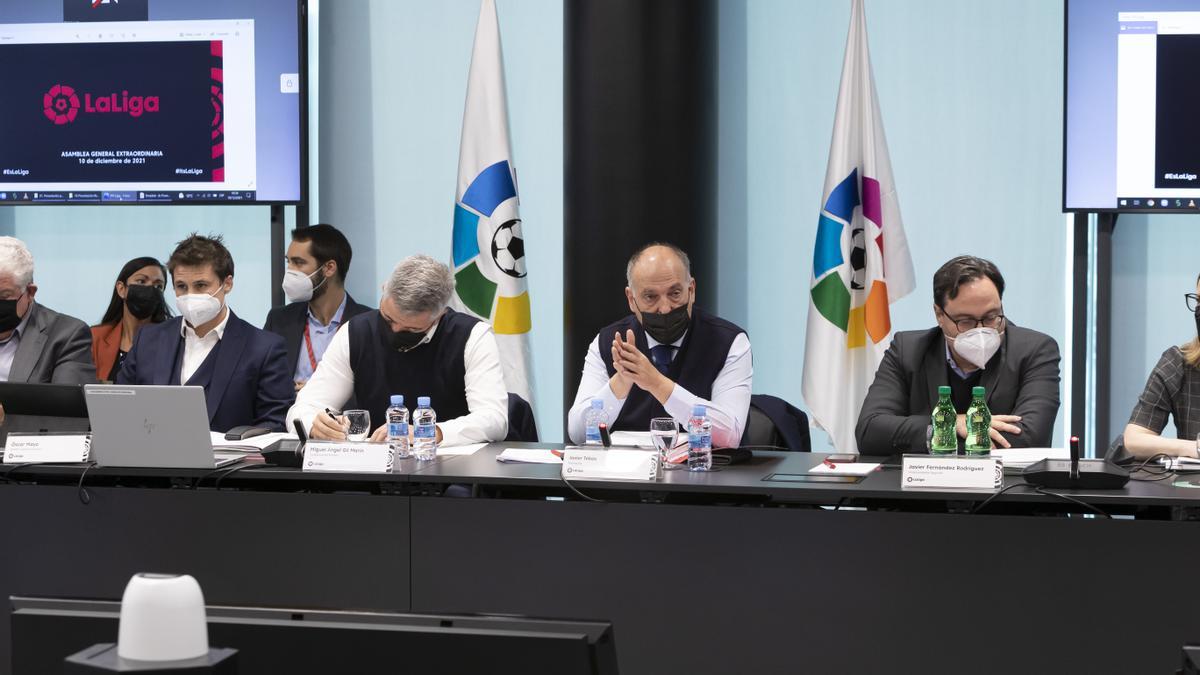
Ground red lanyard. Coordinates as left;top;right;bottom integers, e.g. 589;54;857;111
302;322;319;371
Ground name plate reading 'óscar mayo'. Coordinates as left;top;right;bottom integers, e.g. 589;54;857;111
302;441;393;473
3;434;90;464
562;447;658;482
902;454;1001;490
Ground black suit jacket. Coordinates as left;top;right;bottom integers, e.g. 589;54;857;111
855;324;1061;454
262;293;371;379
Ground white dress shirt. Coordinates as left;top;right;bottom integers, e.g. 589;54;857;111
0;304;32;382
179;308;230;384
286;318;509;446
567;330;753;448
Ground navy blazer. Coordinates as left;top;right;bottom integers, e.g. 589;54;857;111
115;311;294;432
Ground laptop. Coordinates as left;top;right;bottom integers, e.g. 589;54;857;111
84;384;241;469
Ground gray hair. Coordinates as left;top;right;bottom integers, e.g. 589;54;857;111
0;237;34;287
384;255;455;315
626;242;692;287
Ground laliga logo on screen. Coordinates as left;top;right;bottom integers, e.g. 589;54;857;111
43;84;160;124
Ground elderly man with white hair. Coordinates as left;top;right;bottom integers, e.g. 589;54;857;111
287;254;508;444
0;236;96;388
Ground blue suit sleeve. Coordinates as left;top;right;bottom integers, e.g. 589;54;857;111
252;334;295;432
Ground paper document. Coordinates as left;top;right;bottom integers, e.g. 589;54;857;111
437;442;486;457
1161;456;1200;471
210;431;295;451
609;431;654;449
990;447;1069;469
809;462;880;476
496;448;562;464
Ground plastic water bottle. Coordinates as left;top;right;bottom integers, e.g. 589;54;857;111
413;396;438;461
386;395;410;468
929;386;958;455
584;398;608;445
687;404;712;471
965;386;992;456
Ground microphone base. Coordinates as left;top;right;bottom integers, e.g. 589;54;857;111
65;644;238;673
1022;458;1130;490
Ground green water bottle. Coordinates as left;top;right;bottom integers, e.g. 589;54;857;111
930;386;958;455
965;386;992;456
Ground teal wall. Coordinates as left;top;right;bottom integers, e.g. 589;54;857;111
15;0;1170;448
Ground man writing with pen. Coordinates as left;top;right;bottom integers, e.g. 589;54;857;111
285;255;508;444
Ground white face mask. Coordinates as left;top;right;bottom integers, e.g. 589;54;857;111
948;326;1002;370
282;268;324;304
176;286;224;327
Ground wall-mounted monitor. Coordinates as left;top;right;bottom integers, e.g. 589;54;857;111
1065;0;1200;213
0;0;306;205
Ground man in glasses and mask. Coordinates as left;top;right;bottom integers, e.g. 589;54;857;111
263;224;371;392
117;234;293;432
567;242;752;448
288;254;508;444
856;255;1060;453
0;236;96;388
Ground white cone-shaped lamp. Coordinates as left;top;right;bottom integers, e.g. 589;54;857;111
116;573;209;662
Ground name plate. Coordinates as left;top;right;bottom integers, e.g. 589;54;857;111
562;447;658;482
302;441;393;473
3;434;90;464
901;454;1001;490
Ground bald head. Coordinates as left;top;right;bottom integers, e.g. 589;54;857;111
625;243;692;289
625;242;696;318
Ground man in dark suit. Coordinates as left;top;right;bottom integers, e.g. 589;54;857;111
856;255;1060;454
0;235;97;427
263;224;370;392
117;234;293;432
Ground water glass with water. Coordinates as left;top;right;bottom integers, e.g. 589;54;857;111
344;409;371;442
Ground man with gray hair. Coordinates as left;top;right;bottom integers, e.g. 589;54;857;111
0;236;96;389
288;254;508;443
567;242;752;448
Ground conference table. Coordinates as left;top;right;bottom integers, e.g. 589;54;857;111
2;444;1199;674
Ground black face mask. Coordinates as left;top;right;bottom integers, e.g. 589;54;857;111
381;317;431;353
1195;309;1200;341
125;284;162;320
0;293;24;334
640;304;691;344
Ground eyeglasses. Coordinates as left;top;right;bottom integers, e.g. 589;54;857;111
942;311;1005;333
1187;293;1200;313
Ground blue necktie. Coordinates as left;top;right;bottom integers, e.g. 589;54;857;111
650;345;675;374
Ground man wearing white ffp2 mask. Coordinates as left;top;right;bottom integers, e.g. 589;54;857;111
263;224;371;393
116;234;294;432
856;255;1061;454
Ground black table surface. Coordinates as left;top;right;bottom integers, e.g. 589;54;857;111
4;442;1200;511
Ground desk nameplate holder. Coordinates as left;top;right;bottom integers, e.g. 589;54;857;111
562;447;658;482
2;433;90;464
302;440;393;473
901;454;1001;491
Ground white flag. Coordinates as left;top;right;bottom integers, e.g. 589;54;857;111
450;0;534;405
801;0;915;453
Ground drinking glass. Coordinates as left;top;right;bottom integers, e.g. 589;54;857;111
650;417;679;472
344;409;371;442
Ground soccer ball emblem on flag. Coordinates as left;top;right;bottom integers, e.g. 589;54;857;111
451;159;531;335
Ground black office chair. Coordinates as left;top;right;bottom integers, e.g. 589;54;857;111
739;394;811;452
505;393;539;442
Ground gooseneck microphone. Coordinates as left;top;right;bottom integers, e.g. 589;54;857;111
1069;435;1080;481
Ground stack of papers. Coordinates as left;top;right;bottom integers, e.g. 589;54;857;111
210;431;294;452
437;442;485;457
1160;456;1200;472
496;448;562;464
808;462;880;476
991;447;1069;470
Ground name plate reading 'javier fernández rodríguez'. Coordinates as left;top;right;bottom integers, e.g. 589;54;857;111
902;454;1001;490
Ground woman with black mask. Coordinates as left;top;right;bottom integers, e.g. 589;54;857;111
91;256;170;382
1122;274;1200;459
